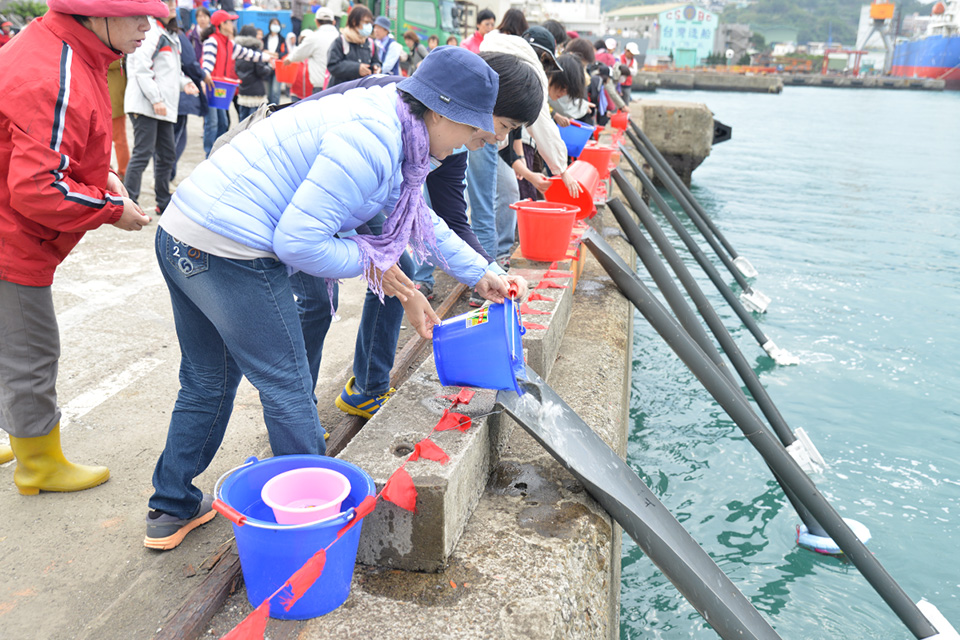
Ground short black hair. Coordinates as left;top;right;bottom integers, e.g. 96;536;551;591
347;5;373;29
496;8;528;36
479;52;543;127
564;38;595;64
549;53;586;99
477;9;495;24
398;89;429;120
540;20;567;47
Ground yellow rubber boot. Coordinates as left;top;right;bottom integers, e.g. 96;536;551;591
9;424;110;495
0;443;12;464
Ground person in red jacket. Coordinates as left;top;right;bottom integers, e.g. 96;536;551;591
0;0;161;492
0;21;15;47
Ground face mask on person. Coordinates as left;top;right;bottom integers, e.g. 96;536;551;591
270;24;281;34
359;23;372;37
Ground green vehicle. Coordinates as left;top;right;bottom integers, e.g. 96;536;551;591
372;0;473;46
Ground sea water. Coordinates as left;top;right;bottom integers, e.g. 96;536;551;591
622;87;960;639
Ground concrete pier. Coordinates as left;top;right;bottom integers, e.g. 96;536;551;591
780;74;945;90
629;99;715;187
636;70;783;93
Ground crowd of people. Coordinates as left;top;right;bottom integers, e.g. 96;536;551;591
0;0;639;551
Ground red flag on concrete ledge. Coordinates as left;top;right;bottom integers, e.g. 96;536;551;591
435;410;472;432
410;438;450;465
382;467;417;512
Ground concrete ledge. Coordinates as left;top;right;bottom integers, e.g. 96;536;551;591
631;99;714;186
298;204;635;639
338;364;500;572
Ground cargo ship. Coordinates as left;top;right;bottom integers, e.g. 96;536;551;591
890;0;960;89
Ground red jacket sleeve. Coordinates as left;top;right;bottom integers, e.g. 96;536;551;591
5;77;124;233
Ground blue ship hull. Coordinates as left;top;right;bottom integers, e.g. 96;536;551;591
891;34;960;89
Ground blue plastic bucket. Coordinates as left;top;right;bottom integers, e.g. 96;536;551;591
557;120;596;158
217;455;375;620
432;298;526;394
207;77;240;110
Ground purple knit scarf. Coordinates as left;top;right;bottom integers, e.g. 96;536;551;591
349;94;447;301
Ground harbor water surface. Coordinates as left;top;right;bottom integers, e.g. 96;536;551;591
622;87;960;638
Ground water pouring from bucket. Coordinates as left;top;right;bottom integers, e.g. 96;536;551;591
433;294;527;394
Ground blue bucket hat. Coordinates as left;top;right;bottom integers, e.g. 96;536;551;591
373;15;391;31
397;46;498;134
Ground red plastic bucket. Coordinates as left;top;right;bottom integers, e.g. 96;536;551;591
579;143;618;180
274;57;300;83
512;200;579;262
208;77;240;109
610;111;629;131
543;160;600;220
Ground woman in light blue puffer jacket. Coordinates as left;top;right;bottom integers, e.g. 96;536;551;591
144;47;528;550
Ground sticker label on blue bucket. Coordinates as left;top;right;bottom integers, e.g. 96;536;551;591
465;307;489;328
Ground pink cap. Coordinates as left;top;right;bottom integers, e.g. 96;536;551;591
47;0;170;19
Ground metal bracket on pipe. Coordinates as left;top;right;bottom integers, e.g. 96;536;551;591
762;340;800;366
734;256;759;278
740;288;771;313
786;428;826;474
917;600;960;640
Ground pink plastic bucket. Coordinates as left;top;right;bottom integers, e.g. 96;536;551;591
261;467;351;525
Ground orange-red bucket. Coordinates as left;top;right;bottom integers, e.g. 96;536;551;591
579;143;619;180
274;57;301;83
544;160;600;220
512;200;579;262
610;111;629;131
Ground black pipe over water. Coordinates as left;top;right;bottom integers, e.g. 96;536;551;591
497;366;781;640
582;229;937;640
627;118;743;264
607;195;797;449
613;162;770;350
625;127;756;294
607;197;828;538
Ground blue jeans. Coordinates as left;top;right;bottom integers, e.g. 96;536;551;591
466;143;498;261
150;228;325;519
289;271;337;403
494;155;520;259
267;75;281;106
351;214;414;397
238;104;258;122
203;105;229;157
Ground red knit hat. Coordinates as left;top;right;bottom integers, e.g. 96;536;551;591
46;0;170;19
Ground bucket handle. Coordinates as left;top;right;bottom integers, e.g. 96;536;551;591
212;456;359;531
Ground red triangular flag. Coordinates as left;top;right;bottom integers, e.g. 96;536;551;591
278;549;326;611
523;322;547;330
535;279;568;290
519;303;551;316
382;467;417;512
453;388;475;406
435;411;472;432
409;438;449;465
220;599;269;640
527;293;554;302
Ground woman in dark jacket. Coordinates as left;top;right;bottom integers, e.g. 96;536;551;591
326;5;379;87
262;16;288;104
235;24;273;120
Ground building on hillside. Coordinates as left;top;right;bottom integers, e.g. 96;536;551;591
604;3;719;66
